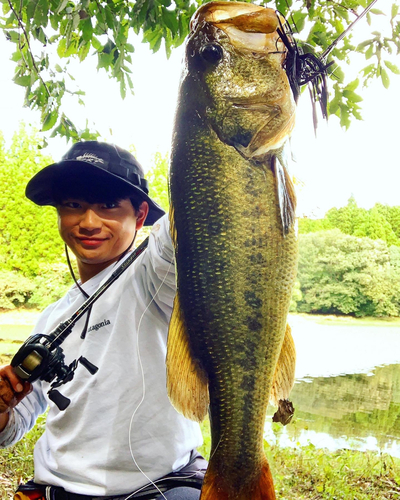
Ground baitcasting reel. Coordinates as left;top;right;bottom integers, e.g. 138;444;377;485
11;329;98;411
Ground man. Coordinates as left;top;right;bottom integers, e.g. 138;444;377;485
0;142;206;500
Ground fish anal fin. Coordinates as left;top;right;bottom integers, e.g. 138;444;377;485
270;323;296;409
200;459;276;499
166;294;209;422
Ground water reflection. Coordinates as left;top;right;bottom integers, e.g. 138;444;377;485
289;315;400;379
265;316;400;458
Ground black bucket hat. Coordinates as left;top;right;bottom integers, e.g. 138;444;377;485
25;141;165;226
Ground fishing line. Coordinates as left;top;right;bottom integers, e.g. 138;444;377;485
127;256;174;500
45;234;143;350
321;0;379;61
124;472;199;500
208;433;223;464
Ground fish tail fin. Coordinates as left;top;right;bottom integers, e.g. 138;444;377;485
200;460;276;500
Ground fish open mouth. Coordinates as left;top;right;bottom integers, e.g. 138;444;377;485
190;1;285;56
189;2;294;158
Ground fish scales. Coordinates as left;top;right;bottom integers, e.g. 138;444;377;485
167;3;298;499
171;123;297;478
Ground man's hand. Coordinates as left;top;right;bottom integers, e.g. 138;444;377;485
0;365;32;414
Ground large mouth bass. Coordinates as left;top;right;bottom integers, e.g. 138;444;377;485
167;2;298;499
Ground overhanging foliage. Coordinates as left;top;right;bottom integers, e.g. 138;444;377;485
0;0;399;141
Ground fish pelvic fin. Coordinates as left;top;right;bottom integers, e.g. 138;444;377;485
166;293;209;422
200;459;276;500
270;323;296;407
273;152;297;235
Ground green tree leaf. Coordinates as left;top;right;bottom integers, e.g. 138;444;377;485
13;75;31;87
380;67;390;88
384;60;400;75
41;110;58;131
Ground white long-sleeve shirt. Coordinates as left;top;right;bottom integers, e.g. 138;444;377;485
0;214;203;496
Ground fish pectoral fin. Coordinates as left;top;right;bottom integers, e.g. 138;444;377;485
270;323;296;408
166;294;209;422
273;153;297;235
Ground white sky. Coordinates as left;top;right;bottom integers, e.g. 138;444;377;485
0;5;399;218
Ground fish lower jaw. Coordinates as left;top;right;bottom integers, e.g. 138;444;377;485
236;133;289;161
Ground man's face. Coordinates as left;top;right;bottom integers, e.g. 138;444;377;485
57;198;149;281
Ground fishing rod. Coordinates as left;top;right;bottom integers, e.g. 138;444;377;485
321;0;379;61
11;236;149;411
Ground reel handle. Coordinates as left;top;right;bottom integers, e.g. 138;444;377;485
48;389;71;410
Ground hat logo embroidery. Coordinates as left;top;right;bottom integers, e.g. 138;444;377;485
76;153;105;164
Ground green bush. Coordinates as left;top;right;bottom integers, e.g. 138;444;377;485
30;262;73;309
0;265;73;312
0;125;64;277
289;280;302;312
0;271;35;310
297;230;400;317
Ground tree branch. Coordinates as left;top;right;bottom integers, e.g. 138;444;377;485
94;0;109;35
326;0;359;18
6;0;51;98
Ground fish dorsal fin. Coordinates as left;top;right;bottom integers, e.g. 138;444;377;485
273;151;297;235
270;322;296;407
166;293;209;422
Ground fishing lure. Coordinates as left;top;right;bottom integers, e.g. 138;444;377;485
277;0;379;128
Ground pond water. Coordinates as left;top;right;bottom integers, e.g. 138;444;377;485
265;315;400;458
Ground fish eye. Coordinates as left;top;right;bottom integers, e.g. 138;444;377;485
200;43;223;64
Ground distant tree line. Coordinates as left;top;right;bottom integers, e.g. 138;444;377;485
0;126;398;317
295;197;400;317
299;196;400;247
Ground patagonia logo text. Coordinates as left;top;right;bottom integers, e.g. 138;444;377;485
88;319;111;332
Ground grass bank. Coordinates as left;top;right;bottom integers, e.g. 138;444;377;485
1;310;400;498
1;418;399;499
266;442;400;499
0;309;39;364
